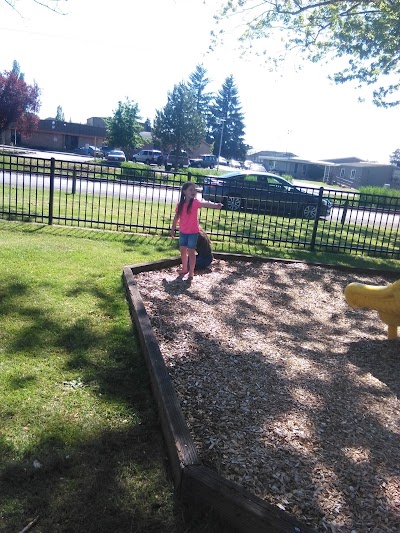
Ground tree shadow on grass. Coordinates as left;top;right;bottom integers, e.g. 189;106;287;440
0;276;234;533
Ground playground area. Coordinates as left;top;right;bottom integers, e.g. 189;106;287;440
134;260;399;533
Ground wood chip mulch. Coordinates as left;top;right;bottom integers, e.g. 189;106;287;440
134;260;400;533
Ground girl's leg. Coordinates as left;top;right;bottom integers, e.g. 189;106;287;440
179;246;189;274
188;247;196;278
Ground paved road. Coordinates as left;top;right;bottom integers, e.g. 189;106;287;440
1;169;182;205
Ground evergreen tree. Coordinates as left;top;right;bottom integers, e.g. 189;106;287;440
143;118;152;132
208;75;246;161
56;105;65;121
12;60;24;80
188;64;213;114
106;98;143;152
389;149;400;167
187;64;214;143
153;82;205;166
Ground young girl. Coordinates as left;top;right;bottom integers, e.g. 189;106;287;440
170;182;222;279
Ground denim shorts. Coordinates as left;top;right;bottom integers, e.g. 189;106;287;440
179;232;199;249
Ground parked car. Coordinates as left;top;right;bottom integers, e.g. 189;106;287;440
202;171;332;219
229;159;242;169
106;150;126;162
132;149;163;165
218;156;228;166
101;146;112;157
189;154;218;169
164;150;189;171
74;146;103;157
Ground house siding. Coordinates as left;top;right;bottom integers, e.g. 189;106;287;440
331;164;395;188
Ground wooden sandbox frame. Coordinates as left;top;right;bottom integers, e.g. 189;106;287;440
123;253;318;533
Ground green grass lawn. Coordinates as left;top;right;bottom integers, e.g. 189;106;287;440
0;222;233;533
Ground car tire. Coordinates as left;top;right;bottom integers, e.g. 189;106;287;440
224;195;242;211
132;158;137;163
302;204;318;219
145;159;150;165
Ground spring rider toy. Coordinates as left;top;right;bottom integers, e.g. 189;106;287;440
344;279;400;340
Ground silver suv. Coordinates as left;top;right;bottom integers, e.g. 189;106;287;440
132;149;163;165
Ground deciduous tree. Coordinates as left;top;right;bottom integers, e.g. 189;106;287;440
153;83;205;166
214;0;400;107
106;98;143;153
4;0;67;14
0;64;41;137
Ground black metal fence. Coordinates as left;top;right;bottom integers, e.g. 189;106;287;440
1;154;400;259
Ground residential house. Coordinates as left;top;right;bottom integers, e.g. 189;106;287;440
323;157;397;188
251;150;329;181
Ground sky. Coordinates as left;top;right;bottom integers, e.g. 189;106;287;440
1;0;400;163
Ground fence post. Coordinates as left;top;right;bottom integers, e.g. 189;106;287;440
341;199;349;224
72;166;77;195
188;172;192;181
48;157;55;225
309;187;324;251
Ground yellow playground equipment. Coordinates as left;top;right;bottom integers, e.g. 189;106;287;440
344;279;400;340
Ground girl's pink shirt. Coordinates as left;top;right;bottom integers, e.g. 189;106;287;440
176;198;201;233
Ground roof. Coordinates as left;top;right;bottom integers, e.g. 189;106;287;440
258;155;336;166
337;161;393;168
322;156;365;163
252;150;298;158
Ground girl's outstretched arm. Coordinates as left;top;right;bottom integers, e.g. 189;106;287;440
201;200;223;209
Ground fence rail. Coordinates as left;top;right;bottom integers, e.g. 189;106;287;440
1;155;400;259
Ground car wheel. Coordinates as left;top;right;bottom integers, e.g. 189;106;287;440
145;159;150;165
224;195;242;211
132;158;137;163
302;204;317;219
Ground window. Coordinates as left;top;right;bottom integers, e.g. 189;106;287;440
350;169;356;179
340;168;345;177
